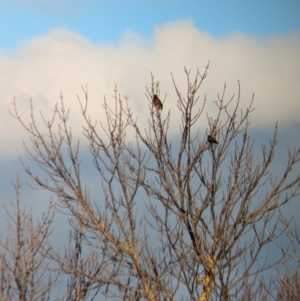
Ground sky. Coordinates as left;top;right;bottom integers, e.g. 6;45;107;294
0;0;299;295
0;0;299;152
0;0;299;217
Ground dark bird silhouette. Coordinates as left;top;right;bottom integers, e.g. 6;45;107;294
207;135;218;144
152;94;163;110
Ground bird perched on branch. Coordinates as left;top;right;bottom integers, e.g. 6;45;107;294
152;94;163;110
207;135;218;144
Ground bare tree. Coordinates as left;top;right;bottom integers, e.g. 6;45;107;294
10;63;300;300
0;177;57;301
276;269;300;301
269;212;300;301
50;218;116;301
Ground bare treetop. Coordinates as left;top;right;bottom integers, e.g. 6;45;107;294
6;63;300;300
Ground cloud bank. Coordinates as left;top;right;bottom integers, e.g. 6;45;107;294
0;20;299;159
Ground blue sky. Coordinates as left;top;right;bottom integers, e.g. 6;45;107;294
1;0;300;53
0;0;299;201
0;1;299;193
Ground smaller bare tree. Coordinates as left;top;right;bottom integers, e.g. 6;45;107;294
49;219;113;301
270;211;300;301
0;177;58;301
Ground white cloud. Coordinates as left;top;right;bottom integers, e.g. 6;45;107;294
0;20;299;159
